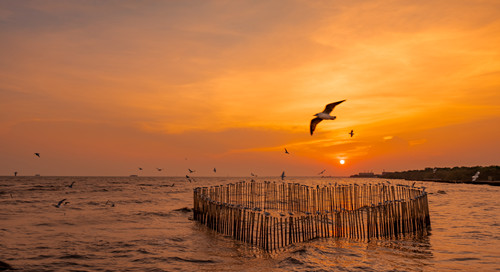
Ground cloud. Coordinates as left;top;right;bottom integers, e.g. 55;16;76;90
1;0;499;175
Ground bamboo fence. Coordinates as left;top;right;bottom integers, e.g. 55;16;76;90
193;181;431;252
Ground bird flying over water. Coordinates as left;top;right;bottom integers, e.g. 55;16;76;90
34;153;40;158
138;167;143;170
14;171;17;177
310;100;346;135
349;130;354;137
284;148;289;154
213;168;216;173
318;169;326;175
281;171;286;180
68;181;75;188
188;169;195;173
54;198;67;208
157;168;162;171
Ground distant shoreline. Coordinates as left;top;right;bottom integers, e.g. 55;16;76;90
351;165;500;186
396;178;500;186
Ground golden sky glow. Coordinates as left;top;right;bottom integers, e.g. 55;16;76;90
1;1;499;176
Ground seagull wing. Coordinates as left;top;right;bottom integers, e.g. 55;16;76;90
322;100;346;114
57;198;67;206
310;117;323;135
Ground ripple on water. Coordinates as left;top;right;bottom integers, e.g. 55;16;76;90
136;211;172;217
132;256;218;264
447;257;481;261
279;257;304;265
59;254;90;259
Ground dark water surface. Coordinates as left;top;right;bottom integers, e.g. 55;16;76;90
0;176;498;271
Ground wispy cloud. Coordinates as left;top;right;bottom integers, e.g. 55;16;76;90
0;0;499;175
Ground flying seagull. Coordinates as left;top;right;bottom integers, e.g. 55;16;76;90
318;169;326;175
310;100;346;135
188;168;195;173
68;181;75;188
14;171;17;177
54;198;67;208
157;168;162;171
281;171;286;180
138;167;143;170
34;153;40;158
472;171;480;182
349;130;354;137
284;148;289;154
213;167;216;173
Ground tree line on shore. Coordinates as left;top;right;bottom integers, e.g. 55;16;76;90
379;166;499;182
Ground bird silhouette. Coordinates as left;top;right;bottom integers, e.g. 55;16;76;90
14;171;17;176
281;171;286;180
34;153;40;158
349;130;354;137
318;169;326;175
138;167;143;170
188;168;195;173
213;168;216;173
157;168;162;171
68;181;75;188
310;100;346;135
54;198;66;208
284;148;289;154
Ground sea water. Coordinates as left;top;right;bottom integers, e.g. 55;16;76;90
0;176;498;271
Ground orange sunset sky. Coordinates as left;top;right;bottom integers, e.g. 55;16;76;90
1;1;499;177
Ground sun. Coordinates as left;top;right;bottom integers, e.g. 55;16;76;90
339;159;345;165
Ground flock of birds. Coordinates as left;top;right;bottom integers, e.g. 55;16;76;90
10;99;481;210
11;100;368;208
16;99;352;179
